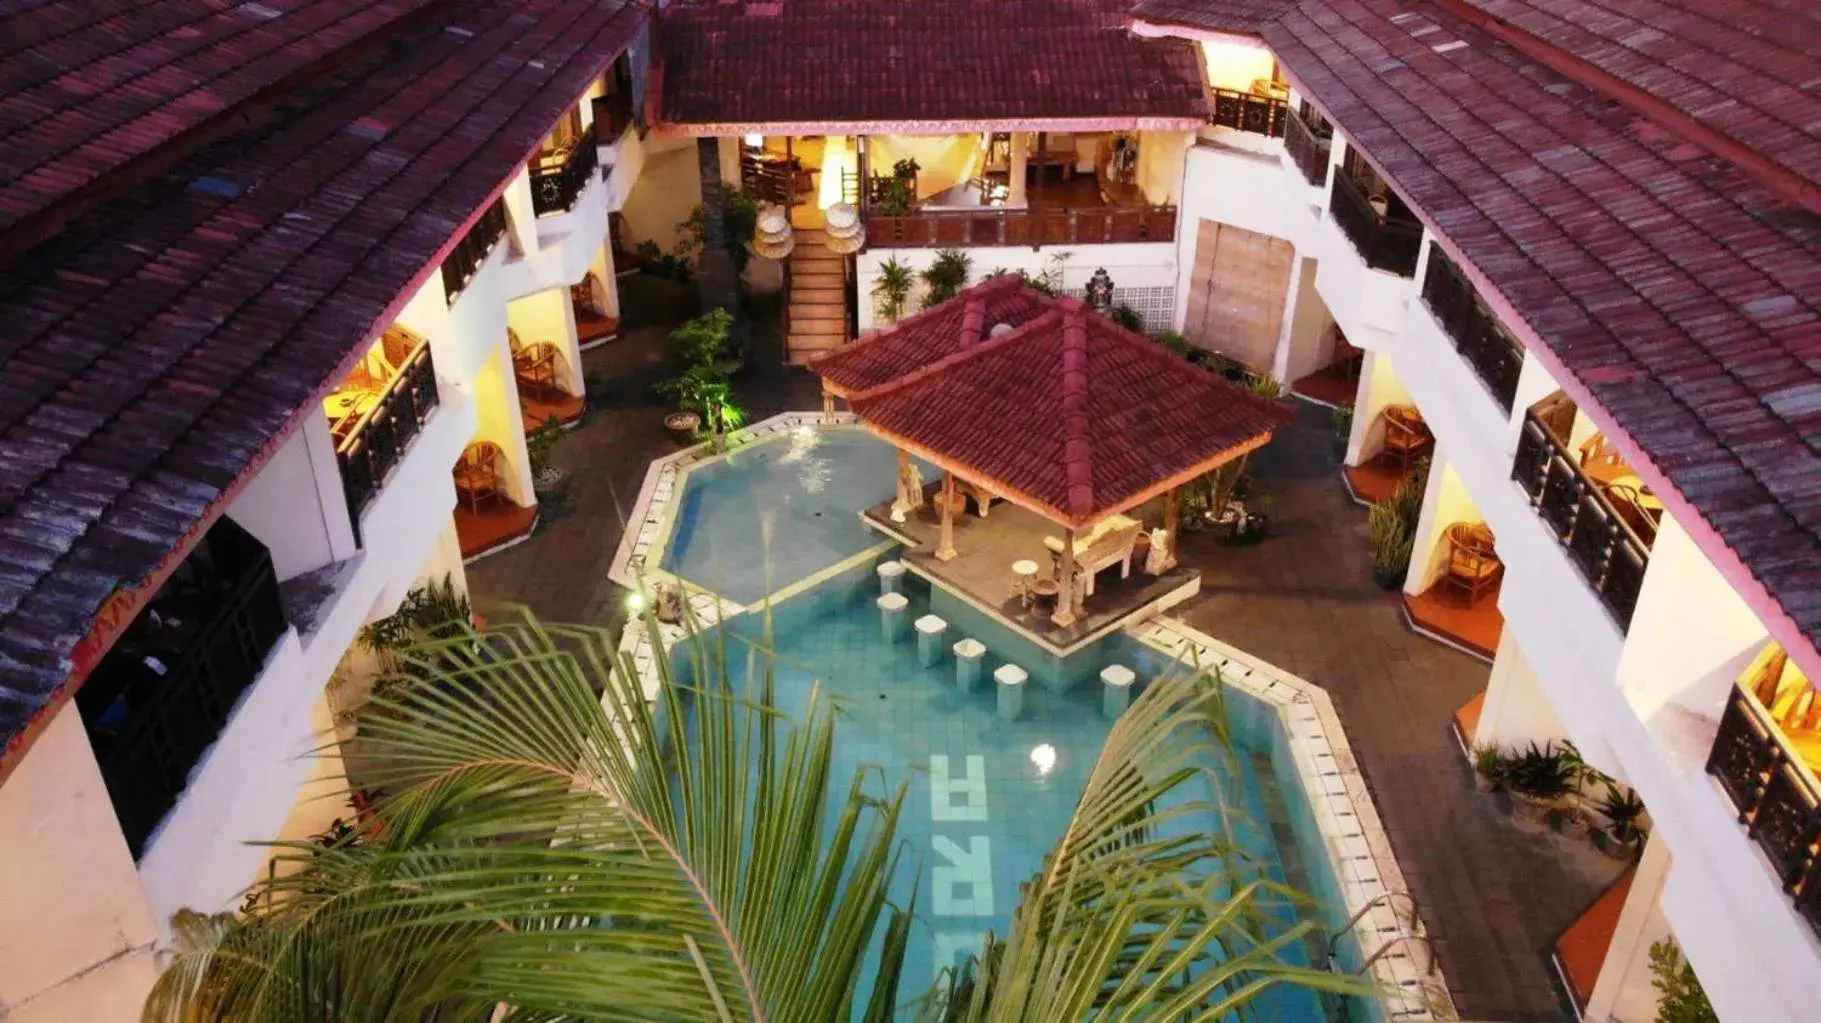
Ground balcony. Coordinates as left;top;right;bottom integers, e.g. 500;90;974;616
332;333;441;528
1421;244;1525;411
1329;170;1422;276
1707;645;1821;942
590;90;635;146
75;518;289;857
1511;410;1651;630
529;123;599;216
1209;88;1287;138
440;198;509;304
862;205;1177;248
1283;106;1332;187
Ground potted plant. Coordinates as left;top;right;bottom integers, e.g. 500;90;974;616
1504;742;1575;829
1332;402;1355;455
1471;743;1506;794
1367;501;1414;589
873;256;915;323
919;249;971;308
656;309;745;448
527;414;569;498
1648;940;1717;1023
1596;782;1648;861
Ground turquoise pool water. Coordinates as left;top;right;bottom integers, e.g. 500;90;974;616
662;430;916;604
657;427;1386;1020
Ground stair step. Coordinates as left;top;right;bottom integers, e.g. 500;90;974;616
790;310;846;324
790;321;849;337
791;286;845;304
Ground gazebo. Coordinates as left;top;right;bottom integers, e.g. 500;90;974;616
812;277;1292;630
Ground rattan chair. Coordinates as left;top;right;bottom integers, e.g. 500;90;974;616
453;441;506;514
1444;522;1503;605
1381;404;1433;471
507;327;562;399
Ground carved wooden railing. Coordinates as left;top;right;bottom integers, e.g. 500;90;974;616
1421;244;1525;411
440;198;508;303
336;340;441;528
529;124;599;215
1283;106;1332;187
1329;171;1422;276
1210;88;1288;138
1707;683;1821;941
1511;411;1650;629
863;206;1177;249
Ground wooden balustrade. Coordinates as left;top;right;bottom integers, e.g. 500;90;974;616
529;123;599;215
336;341;441;529
1707;684;1821;941
1511;412;1650;629
439;198;508;304
862;205;1176;249
1329;171;1422;276
1283;106;1332;187
1421;244;1525;410
1210;88;1288;138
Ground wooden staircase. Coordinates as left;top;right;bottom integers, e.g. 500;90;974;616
786;229;849;364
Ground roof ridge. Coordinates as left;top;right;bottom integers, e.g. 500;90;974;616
851;305;1065;402
1058;300;1094;520
809;272;1026;373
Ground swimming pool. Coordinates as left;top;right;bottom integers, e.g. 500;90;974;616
674;567;1332;1019
660;429;917;605
624;416;1446;1021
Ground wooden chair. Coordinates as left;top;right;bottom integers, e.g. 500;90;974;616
1330;326;1364;381
507;327;562;399
1044;515;1143;596
453;442;506;514
570;273;600;316
1445;522;1503;605
1380;404;1432;471
1604;483;1661;546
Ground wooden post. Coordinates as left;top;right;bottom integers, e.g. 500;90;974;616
822;386;835;422
1052;525;1078;626
936;473;958;561
1031;131;1045;250
785;135;796;216
856;135;870;213
1163;486;1181;570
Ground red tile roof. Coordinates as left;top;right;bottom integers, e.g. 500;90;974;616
0;0;440;252
0;0;642;772
1262;0;1821;665
1130;0;1300;35
1454;0;1821;207
845;289;1293;527
657;0;1209;133
811;275;1053;396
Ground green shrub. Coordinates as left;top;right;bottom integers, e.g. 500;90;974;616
872;257;915;322
1648;940;1717;1023
920;249;972;307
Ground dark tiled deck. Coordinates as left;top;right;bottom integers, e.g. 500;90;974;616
1341;451;1409;505
1404;580;1503;661
467;292;1619;1022
861;494;1198;655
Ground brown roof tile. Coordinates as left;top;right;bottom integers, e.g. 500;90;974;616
0;0;643;767
846;288;1293;525
1130;0;1300;35
810;275;1053;395
1265;0;1821;661
658;0;1208;131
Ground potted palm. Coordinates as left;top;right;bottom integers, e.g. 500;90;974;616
526;414;568;498
872;256;914;323
1596;783;1648;860
1504;742;1575;830
1470;743;1507;794
920;248;971;308
656;309;743;447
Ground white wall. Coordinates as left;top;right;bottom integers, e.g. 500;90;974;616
1403;454;1478;595
227;415;357;581
854;243;1178;333
1474;630;1571;751
0;704;159;1022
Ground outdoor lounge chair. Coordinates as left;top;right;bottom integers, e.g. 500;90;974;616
1043;514;1143;596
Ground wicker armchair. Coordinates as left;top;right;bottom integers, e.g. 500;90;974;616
507;327;562;399
1444;522;1502;605
453;442;506;514
1381;404;1432;471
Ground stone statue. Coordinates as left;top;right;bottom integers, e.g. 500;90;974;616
892;459;926;523
1144;528;1171;575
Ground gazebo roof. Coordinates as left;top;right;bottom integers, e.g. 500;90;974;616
837;288;1294;528
812;275;1052;396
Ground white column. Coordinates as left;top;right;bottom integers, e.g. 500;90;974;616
1008;132;1030;206
1403;455;1478;596
1344;349;1412;466
1584;834;1673;1023
1474;629;1570;751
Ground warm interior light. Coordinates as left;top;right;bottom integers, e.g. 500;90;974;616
742;133;764;150
818;135;856;210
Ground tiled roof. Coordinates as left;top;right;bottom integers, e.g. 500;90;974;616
1264;1;1821;662
0;0;439;249
848;290;1293;526
811;276;1053;395
657;0;1208;132
1457;0;1821;202
0;0;642;771
1129;0;1299;35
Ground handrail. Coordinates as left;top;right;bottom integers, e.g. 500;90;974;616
1329;170;1422;276
1707;683;1821;942
440;198;509;303
1511;411;1650;628
1328;889;1420;945
1209;88;1288;138
1282;107;1331;187
335;340;441;529
1420;243;1525;410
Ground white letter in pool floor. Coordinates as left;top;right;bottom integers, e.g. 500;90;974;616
932;835;995;917
929;754;988;821
932;931;985;975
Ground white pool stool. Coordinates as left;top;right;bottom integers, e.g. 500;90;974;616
954;638;986;691
995;663;1028;721
1100;664;1137;720
914;614;948;667
877;592;909;641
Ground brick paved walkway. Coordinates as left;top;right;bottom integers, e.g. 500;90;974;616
467;282;1617;1021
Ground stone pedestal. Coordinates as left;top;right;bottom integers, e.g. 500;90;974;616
878;592;909;641
995;664;1028;721
1101;664;1136;721
954;639;986;692
877;560;906;596
915;615;948;667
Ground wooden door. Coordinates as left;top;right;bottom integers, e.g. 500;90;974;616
1183;219;1295;373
